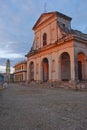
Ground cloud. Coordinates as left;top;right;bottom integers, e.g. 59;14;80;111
0;41;26;60
0;50;24;59
0;65;6;73
0;65;14;73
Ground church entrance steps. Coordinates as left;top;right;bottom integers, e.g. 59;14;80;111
27;80;87;91
60;81;87;91
75;81;87;91
60;81;71;89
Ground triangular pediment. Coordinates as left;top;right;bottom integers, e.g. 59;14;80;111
33;12;56;30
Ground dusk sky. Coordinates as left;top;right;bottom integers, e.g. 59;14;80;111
0;0;87;73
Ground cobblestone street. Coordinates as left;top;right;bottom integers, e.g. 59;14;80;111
0;83;87;130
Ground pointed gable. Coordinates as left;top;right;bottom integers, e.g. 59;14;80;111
32;12;56;30
32;11;72;30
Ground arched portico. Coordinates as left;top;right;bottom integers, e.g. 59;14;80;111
60;52;71;81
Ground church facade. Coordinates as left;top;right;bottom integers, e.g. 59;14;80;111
26;11;87;87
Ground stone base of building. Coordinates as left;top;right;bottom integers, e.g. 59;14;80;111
27;80;87;90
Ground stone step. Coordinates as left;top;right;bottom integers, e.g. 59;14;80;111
26;81;87;91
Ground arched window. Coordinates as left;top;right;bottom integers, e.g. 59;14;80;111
43;33;47;46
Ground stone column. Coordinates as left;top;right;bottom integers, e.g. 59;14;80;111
23;72;25;81
57;59;61;81
85;59;87;80
48;55;52;82
38;58;43;83
34;60;36;81
52;53;59;81
27;61;29;83
40;64;43;83
70;52;78;84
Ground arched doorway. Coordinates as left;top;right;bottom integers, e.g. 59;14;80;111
61;52;71;81
42;58;49;82
77;53;86;81
29;62;34;81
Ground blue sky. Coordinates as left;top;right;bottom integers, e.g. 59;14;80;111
0;0;87;73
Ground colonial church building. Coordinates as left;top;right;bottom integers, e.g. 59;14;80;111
26;11;87;87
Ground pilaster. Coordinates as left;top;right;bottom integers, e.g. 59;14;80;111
70;52;78;84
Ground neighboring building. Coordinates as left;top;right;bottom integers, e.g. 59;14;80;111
10;74;14;83
14;61;27;83
0;74;4;85
6;59;10;83
26;11;87;87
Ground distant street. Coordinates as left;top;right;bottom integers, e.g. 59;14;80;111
0;83;87;130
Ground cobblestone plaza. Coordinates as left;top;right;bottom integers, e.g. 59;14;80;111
0;84;87;130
